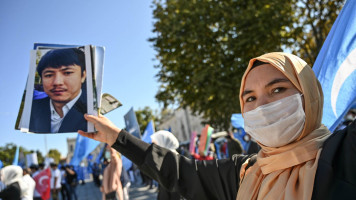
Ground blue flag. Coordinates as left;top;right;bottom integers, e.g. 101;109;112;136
95;144;107;164
124;107;141;138
231;114;251;151
12;145;19;165
231;114;244;129
141;120;155;143
70;134;100;166
122;156;132;171
313;0;356;132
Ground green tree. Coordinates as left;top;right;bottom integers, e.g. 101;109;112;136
48;149;61;164
150;0;294;130
150;0;345;130
36;150;44;164
0;143;35;166
288;0;345;65
135;106;159;134
0;143;17;166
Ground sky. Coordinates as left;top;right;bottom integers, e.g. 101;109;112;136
0;1;161;157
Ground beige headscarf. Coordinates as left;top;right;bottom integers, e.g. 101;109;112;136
237;52;330;200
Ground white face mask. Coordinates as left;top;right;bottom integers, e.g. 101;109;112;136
243;93;305;147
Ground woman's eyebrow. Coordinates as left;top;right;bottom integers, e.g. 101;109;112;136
242;89;253;98
265;78;290;88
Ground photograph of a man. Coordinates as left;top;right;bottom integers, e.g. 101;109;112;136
29;48;88;133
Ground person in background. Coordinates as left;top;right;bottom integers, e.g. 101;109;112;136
29;165;42;200
60;166;69;200
50;163;61;200
101;158;109;173
226;132;243;159
120;166;131;200
65;165;78;200
150;130;181;200
21;168;36;200
335;108;356;131
38;164;44;171
92;163;101;187
78;163;86;185
243;134;260;155
0;165;24;200
101;147;123;200
0;178;5;192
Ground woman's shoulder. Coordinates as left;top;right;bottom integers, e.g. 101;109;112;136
321;119;356;155
313;120;356;199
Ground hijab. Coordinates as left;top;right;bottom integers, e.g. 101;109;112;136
237;52;330;200
1;165;23;186
0;165;28;198
150;130;179;151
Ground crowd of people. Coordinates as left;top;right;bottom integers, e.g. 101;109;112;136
0;162;80;200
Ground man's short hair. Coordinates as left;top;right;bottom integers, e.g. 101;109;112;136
50;162;58;167
37;48;86;77
29;164;39;170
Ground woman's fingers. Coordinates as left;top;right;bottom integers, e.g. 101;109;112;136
78;130;97;140
84;114;100;124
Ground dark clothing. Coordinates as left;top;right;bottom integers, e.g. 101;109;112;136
61;183;69;200
29;93;87;133
120;166;130;187
158;186;181;200
312;120;356;200
105;191;118;200
226;137;243;158
0;182;21;200
66;169;78;200
246;141;260;154
112;130;252;200
112;120;356;200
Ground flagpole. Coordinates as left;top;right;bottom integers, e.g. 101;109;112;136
44;135;48;157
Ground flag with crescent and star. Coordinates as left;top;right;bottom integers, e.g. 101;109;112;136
33;167;51;200
313;0;356;132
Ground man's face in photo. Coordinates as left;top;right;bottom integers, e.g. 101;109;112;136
41;64;86;104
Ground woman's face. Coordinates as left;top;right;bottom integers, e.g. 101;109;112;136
242;64;300;113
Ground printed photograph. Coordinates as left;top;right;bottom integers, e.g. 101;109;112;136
16;46;95;133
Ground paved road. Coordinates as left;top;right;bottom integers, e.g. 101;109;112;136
74;180;157;200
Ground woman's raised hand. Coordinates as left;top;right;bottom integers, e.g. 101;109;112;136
78;114;121;146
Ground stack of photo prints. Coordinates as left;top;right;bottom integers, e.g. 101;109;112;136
15;43;105;134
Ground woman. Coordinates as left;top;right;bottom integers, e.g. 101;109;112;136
79;52;356;199
101;146;124;200
0;165;24;200
150;130;181;200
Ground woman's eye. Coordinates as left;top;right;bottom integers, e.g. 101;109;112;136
272;87;285;94
246;96;255;103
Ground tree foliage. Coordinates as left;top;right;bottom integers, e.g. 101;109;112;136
135;106;159;134
48;149;61;164
150;0;294;130
150;0;344;130
288;0;345;65
0;143;46;167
